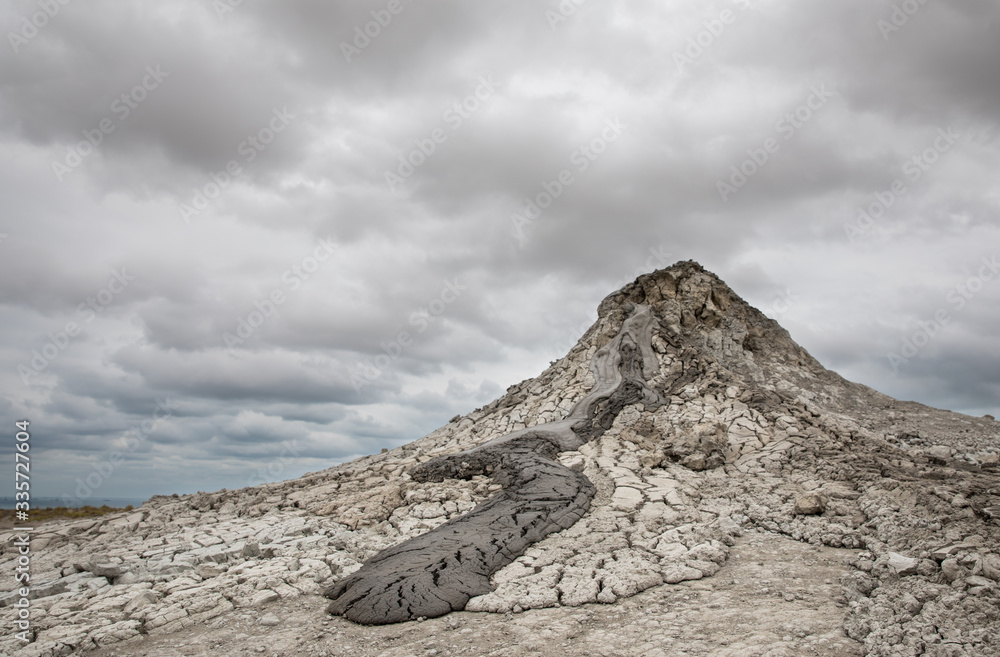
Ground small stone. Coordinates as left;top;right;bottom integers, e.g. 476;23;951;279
900;593;922;615
123;590;157;614
794;493;826;516
927;445;951;460
681;453;707;471
251;590;280;607
259;613;280;626
886;552;919;576
88;561;124;579
114;571;140;586
559;453;586;472
941;558;963;583
981;554;1000;582
931;544;967;561
965;575;994;588
196;563;226;579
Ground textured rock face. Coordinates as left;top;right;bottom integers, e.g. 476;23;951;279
1;261;998;657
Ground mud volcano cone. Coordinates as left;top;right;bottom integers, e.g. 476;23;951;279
318;260;1000;657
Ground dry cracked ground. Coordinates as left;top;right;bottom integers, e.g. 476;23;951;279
82;532;862;657
2;262;998;657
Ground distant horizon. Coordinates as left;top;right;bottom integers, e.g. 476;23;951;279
0;496;149;510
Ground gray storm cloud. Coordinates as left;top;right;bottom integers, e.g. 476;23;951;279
1;0;997;501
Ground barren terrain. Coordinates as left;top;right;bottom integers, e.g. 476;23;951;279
3;262;997;657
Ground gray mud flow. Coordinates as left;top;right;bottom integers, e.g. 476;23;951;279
325;303;661;624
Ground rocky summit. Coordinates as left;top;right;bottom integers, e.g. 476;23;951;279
2;261;999;657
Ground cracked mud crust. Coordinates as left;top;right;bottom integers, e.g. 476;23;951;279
2;261;998;657
84;532;865;657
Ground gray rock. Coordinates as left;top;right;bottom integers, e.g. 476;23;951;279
965;575;994;588
931;544;969;561
196;563;226;579
899;593;922;615
941;558;964;583
0;589;21;609
123;590;158;614
114;571;141;586
886;552;919;576
793;493;826;516
927;445;952;460
982;554;1000;582
88;561;124;579
681;453;707;471
252;590;279;607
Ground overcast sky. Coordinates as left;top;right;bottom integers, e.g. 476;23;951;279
2;0;998;503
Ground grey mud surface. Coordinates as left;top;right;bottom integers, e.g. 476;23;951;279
324;304;662;624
